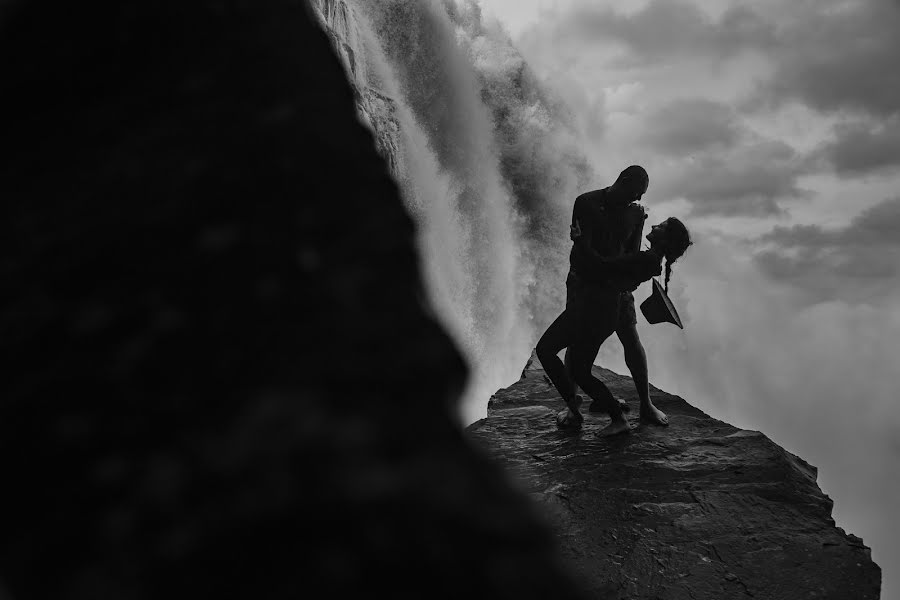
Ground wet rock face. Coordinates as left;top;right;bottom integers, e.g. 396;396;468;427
312;0;403;176
468;358;882;599
0;2;586;598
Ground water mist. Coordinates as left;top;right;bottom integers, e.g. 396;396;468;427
312;0;592;423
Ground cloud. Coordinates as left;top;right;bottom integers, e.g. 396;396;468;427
545;0;774;65
641;98;742;155
659;139;809;217
754;196;900;303
595;234;900;598
760;194;900;255
521;0;900;120
753;0;900;118
481;1;900;595
812;117;900;177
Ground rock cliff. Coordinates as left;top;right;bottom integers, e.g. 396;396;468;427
311;0;403;176
0;1;586;598
467;355;882;599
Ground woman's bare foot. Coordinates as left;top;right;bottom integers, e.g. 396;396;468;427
597;418;631;437
639;401;669;426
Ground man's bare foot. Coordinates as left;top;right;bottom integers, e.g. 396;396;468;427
557;408;582;428
639;402;669;426
597;418;631;437
567;393;584;414
557;394;584;428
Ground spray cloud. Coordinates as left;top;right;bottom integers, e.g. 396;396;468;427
314;0;592;422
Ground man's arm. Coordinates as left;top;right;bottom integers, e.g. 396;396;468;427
605;251;662;281
572;199;640;274
573;238;661;281
572;208;661;283
572;213;612;275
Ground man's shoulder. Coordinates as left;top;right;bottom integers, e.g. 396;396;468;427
575;188;607;205
573;188;608;217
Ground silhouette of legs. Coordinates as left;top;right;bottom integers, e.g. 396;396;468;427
536;309;578;404
617;320;669;427
567;289;630;436
536;309;585;427
537;280;644;434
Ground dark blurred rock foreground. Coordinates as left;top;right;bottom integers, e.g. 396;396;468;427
0;1;588;598
467;354;882;599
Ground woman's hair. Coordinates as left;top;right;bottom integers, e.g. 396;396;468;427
662;218;692;291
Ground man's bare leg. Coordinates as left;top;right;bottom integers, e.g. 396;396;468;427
537;311;585;427
576;346;631;415
570;333;631;437
618;324;668;426
565;289;635;436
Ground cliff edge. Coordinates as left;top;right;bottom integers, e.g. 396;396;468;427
467;354;881;599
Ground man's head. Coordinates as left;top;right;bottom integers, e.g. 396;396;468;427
610;165;649;206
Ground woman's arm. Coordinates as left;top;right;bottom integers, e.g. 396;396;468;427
592;249;662;280
573;221;661;282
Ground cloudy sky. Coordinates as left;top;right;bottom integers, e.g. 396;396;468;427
475;0;900;595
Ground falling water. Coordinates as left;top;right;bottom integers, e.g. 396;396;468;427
311;0;592;423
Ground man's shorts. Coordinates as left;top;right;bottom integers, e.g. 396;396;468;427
566;273;637;335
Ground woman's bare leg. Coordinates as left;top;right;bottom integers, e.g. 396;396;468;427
618;323;668;426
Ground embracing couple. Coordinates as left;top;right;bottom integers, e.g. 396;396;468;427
536;165;692;437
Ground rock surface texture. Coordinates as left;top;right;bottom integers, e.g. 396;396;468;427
468;356;882;599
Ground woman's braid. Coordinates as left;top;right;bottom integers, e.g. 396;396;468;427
663;218;692;292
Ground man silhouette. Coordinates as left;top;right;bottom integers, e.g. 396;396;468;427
536;165;669;434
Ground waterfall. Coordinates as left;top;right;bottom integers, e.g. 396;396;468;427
311;0;592;423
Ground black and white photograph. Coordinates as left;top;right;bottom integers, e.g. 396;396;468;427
1;0;895;597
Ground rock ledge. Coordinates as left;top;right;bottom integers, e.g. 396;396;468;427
467;357;881;599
